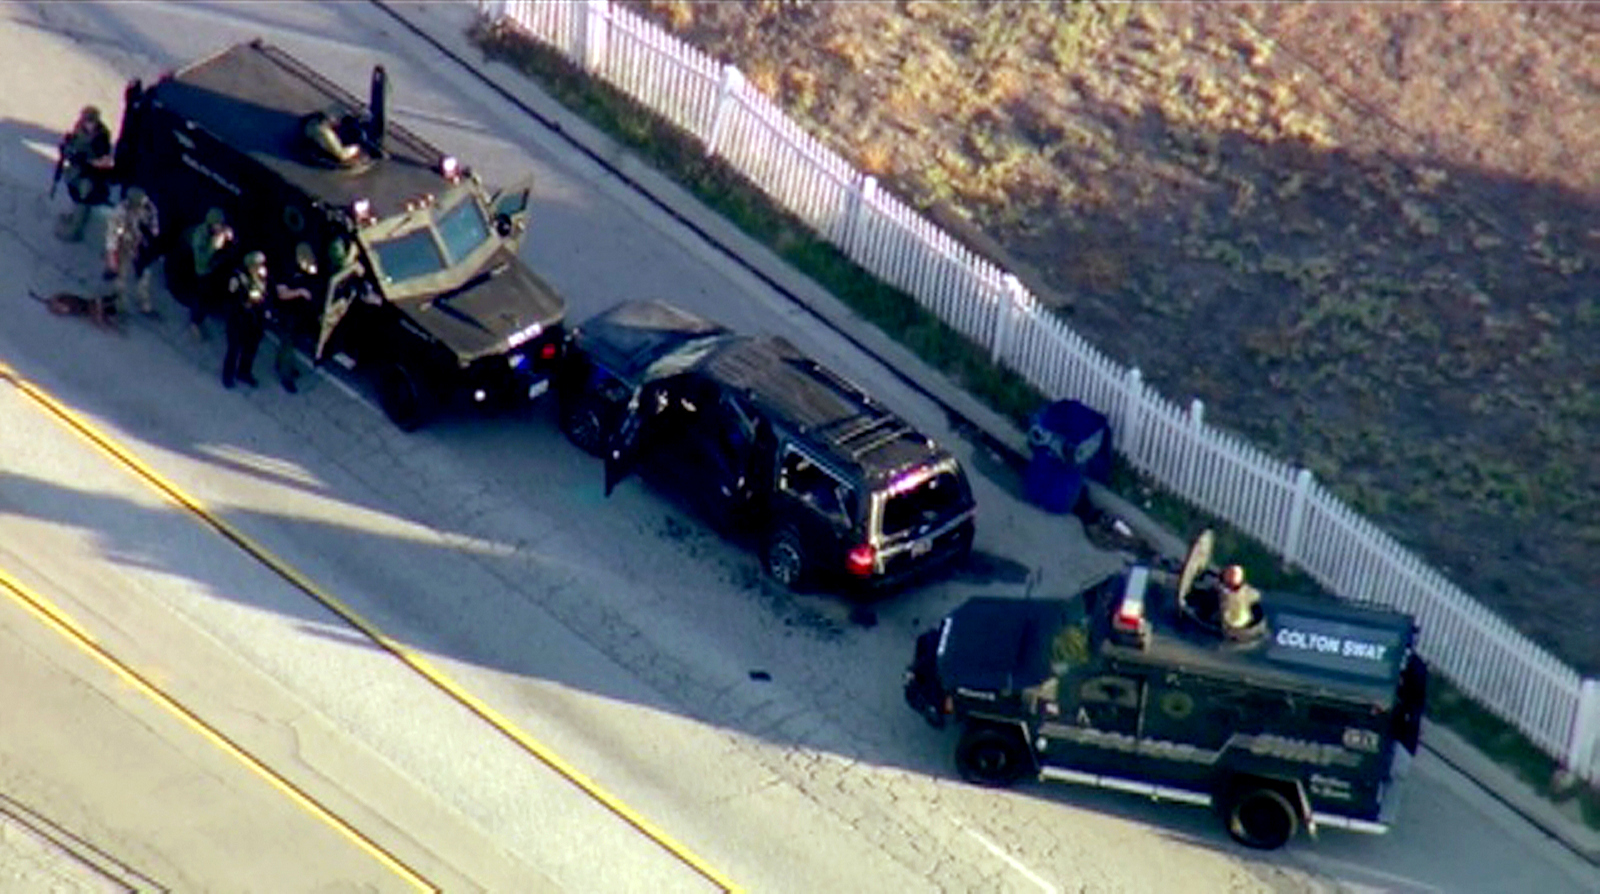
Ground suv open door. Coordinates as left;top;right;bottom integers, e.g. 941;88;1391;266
603;383;666;496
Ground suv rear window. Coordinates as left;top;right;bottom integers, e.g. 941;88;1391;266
779;449;854;523
881;469;967;536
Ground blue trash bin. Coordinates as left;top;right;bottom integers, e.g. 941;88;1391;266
1023;400;1113;514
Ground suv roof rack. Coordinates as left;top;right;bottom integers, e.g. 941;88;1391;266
703;336;934;468
827;414;915;459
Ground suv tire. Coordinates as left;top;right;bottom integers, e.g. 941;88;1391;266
377;361;432;432
955;725;1029;787
1224;785;1298;850
560;397;607;457
764;528;809;591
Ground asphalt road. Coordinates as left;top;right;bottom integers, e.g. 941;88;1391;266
0;2;1595;892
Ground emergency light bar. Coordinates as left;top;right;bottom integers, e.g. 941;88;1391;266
1113;566;1152;648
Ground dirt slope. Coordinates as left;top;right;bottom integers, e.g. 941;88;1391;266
623;0;1600;673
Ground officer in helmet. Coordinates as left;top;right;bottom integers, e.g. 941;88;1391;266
222;250;271;389
270;243;320;392
103;186;161;315
1218;564;1261;632
56;105;115;241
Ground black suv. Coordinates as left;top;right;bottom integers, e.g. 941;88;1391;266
560;301;977;593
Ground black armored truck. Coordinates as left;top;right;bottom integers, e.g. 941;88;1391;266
561;300;977;593
115;40;566;430
905;532;1429;849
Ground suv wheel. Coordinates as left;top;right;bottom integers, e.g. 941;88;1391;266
377;362;432;432
955;726;1029;787
560;398;607;457
1224;785;1299;850
764;528;809;591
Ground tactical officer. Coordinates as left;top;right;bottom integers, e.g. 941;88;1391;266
186;210;236;339
1219;565;1261;632
221;251;270;389
103;187;161;315
56;106;115;242
270;243;319;392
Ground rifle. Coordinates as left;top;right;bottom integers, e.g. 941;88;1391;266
49;148;66;199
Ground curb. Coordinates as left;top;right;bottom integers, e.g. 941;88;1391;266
371;0;1600;872
1421;719;1600;867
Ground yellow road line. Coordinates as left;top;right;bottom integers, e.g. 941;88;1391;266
0;563;437;893
0;361;741;893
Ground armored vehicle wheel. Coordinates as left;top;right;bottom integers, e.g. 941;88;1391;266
1224;785;1298;850
764;528;809;591
955;726;1029;787
377;362;433;433
560;398;607;457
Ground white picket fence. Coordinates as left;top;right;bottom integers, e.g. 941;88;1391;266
480;0;1600;782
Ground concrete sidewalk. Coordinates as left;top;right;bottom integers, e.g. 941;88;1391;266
375;0;1600;871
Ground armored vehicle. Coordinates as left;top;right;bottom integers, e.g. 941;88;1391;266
905;532;1429;849
114;40;566;430
562;300;977;593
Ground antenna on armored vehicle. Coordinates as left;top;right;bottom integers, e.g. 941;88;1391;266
367;64;387;157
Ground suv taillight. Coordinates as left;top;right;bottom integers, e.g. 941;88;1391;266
846;543;876;577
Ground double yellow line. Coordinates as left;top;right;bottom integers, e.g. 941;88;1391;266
0;361;739;892
0;562;437;891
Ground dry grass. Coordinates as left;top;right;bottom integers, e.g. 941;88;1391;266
621;0;1600;674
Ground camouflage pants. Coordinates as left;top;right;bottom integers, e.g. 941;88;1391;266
114;251;158;314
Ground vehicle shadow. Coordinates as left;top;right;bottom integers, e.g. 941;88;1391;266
0;116;68;187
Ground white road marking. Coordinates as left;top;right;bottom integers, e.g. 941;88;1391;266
949;814;1060;894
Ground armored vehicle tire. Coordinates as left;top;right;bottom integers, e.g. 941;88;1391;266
955;725;1029;787
559;398;607;457
1224;785;1299;850
764;528;810;591
377;362;433;433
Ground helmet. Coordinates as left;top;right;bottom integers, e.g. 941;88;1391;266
294;242;318;275
1221;565;1246;589
328;237;353;268
204;208;227;230
244;251;268;274
79;105;101;122
126;186;148;207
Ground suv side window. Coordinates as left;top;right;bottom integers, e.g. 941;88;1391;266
778;447;854;524
714;393;756;471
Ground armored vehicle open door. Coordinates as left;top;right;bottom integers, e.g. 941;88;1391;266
490;176;533;252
